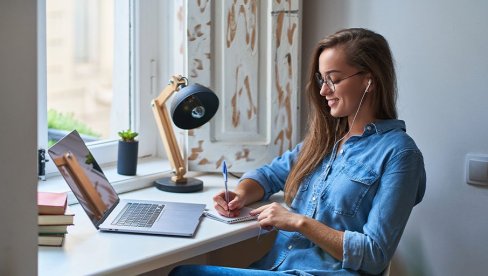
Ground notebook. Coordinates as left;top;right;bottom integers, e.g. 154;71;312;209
48;130;205;237
204;206;257;224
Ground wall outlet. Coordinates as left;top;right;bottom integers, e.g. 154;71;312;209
466;153;488;186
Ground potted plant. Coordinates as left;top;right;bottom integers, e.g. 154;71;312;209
117;129;139;175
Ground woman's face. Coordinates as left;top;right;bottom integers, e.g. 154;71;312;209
317;47;370;119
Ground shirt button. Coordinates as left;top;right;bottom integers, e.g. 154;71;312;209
339;149;344;154
312;196;316;201
366;126;372;131
288;245;293;250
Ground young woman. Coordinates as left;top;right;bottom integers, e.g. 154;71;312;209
171;28;426;275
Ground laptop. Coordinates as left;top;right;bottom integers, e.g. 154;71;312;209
48;130;205;237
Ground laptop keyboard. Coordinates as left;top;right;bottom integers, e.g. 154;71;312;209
112;203;165;228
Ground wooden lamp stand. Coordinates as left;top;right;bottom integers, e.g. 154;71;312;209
151;75;219;193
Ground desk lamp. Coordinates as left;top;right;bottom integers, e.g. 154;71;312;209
151;75;219;193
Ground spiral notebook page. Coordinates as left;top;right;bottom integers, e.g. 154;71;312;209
203;206;257;224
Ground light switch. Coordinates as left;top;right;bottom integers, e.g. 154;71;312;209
466;154;488;186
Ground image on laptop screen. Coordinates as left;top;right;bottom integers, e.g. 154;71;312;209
48;130;119;226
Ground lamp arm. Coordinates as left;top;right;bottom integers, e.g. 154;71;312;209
151;76;188;183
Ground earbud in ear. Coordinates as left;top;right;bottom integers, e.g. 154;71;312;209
365;79;372;93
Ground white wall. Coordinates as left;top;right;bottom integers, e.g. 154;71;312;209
302;1;488;275
0;0;38;275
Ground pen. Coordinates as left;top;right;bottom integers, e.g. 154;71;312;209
222;160;230;217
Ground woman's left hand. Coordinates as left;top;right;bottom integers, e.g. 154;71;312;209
250;203;305;232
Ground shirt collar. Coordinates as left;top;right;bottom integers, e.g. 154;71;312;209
363;119;406;135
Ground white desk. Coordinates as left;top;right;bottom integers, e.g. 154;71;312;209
38;173;281;275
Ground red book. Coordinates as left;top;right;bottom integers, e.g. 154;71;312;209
38;192;68;215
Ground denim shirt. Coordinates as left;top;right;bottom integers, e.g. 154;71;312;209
243;120;426;275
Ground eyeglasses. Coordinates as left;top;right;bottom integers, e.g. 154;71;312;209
315;71;364;92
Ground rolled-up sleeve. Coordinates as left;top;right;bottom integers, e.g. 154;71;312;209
342;149;426;274
240;143;302;201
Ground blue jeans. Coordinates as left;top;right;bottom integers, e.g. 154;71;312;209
169;265;293;276
169;264;362;275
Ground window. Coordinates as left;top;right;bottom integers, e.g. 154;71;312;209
38;0;291;182
39;0;163;176
46;0;117;145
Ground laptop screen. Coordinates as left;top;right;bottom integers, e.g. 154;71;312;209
48;130;119;227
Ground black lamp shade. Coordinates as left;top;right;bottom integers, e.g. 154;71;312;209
170;83;219;129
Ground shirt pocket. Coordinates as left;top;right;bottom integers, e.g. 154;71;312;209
325;161;379;217
290;176;310;211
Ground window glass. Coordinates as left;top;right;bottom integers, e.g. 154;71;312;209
46;0;122;147
40;0;160;176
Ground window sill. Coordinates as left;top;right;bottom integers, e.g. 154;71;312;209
38;156;172;205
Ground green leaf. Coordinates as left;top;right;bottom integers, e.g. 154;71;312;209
118;129;139;142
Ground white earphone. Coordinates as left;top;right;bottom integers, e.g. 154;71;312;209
365;79;372;93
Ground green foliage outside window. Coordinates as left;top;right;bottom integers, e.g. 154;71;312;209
48;109;101;147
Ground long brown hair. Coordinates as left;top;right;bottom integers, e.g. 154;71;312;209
284;28;398;205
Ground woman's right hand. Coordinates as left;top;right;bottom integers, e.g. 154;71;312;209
212;190;245;217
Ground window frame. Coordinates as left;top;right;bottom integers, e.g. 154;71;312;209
38;0;161;177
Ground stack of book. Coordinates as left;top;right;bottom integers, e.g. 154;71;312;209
38;192;74;246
